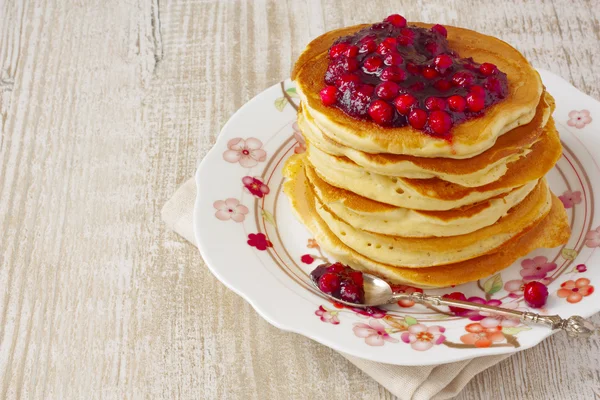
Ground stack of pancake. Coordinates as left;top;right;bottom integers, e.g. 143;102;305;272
284;23;570;288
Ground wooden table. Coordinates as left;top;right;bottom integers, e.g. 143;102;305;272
2;1;599;398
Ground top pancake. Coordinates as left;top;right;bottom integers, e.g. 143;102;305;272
293;23;543;158
299;91;554;187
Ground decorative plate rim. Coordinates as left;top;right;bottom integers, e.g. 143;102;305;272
194;68;600;365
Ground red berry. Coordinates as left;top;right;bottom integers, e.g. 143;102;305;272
344;45;359;58
383;37;398;47
376;42;396;56
434;79;451;91
384;52;404;66
345;57;359;72
359;84;375;96
397;28;415;46
318;272;340;293
422;67;439;79
368;100;394;125
393;94;417;114
327;263;345;273
480;62;497;76
431;24;447;37
329;43;348;58
384;14;407;28
523;281;549;308
363;56;383;72
381;66;406;82
466;93;485;111
350;271;364;286
336;74;360;90
319;86;337;105
447;95;467;112
470;85;485;97
359;38;377;53
425;96;446;111
425;41;439;55
375;82;400;100
442;292;468;314
434;54;453;70
340;283;361;302
484;77;503;94
409;81;426;92
408;108;427;129
428;110;453;135
406;62;420;74
451;71;475;87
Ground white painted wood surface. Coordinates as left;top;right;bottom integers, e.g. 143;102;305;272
1;0;599;398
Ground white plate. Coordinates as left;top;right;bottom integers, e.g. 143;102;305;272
194;69;600;365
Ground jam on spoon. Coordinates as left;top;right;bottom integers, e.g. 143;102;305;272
319;14;509;139
310;262;365;304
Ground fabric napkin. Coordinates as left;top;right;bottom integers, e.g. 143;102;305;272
161;177;511;400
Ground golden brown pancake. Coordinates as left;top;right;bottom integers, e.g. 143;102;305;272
306;118;561;210
299;91;554;186
283;157;570;288
306;161;538;237
293;23;543;158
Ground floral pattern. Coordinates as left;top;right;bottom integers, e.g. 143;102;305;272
213;198;249;222
520;256;557;281
460;323;505;348
453;297;502;321
401;324;446;351
247;233;272;250
223;137;267;167
213;82;599;356
557;278;594;303
558;190;582;209
315;306;340;324
391;284;423;307
585;226;600;248
479;302;521;328
567;110;592;129
353;319;399;346
243;176;270;197
292;122;306;154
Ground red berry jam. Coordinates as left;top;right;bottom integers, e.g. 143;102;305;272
310;262;365;304
321;15;508;139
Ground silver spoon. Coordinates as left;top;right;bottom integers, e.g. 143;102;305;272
311;271;598;338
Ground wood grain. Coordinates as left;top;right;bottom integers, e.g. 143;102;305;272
1;0;599;399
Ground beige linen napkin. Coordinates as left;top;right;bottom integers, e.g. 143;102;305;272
162;178;511;400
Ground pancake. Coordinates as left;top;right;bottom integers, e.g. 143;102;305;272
298;91;554;187
306;162;538;237
283;156;570;288
314;177;551;267
293;23;543;158
306;118;561;210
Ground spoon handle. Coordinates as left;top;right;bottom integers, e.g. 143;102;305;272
395;292;597;338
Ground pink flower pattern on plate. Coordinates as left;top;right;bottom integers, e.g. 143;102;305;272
242;176;270;198
292;122;306;154
213;198;249;222
401;324;446;351
353;319;399;346
504;279;525;298
223;137;267;167
315;306;340;324
520;256;557;281
479;302;523;328
454;297;502;321
558;190;582;209
567;110;592;129
585;226;600;248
